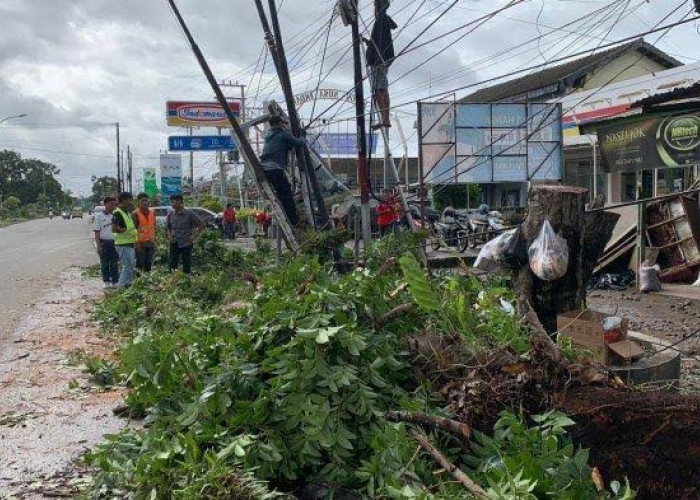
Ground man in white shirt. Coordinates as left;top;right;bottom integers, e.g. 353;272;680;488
92;197;119;288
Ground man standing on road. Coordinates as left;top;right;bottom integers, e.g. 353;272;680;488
133;193;156;272
223;203;236;240
111;192;138;287
166;194;204;275
92;197;119;288
259;116;305;226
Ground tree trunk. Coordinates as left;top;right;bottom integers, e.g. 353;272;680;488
514;186;619;333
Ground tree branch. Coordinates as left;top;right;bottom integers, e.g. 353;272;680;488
386;410;471;440
409;429;489;498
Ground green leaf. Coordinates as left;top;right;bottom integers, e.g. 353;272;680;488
399;254;440;312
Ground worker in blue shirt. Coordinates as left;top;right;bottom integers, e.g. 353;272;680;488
259;116;304;225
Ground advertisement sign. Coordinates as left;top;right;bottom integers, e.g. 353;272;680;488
142;168;157;198
168;135;237;152
166;101;241;128
419;101;562;184
597;111;700;173
160;154;182;198
309;133;378;155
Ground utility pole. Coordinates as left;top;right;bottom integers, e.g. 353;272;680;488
127;146;133;192
189;126;194;193
115;122;121;192
340;0;372;246
120;148;125;193
253;0;331;229
166;0;300;250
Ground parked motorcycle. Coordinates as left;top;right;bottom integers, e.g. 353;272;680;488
428;207;473;252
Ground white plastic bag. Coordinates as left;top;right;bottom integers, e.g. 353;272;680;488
474;229;516;273
639;261;661;292
528;220;569;281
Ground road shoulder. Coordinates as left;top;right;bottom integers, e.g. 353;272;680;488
0;268;124;498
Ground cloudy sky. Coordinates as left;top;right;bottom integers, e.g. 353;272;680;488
1;0;699;195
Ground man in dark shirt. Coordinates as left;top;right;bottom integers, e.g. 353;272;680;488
364;0;397;130
166;194;204;274
259;116;305;225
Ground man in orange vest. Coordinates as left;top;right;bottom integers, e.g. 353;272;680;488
133;192;156;272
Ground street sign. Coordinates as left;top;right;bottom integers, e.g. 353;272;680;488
160;154;182;197
166;101;241;128
168;135;238;152
143;168;157;197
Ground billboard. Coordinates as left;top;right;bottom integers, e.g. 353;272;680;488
309;133;378;155
160;154;182;198
168;135;237;152
597;111;700;173
142;168;157;198
419;102;563;184
166;101;241;128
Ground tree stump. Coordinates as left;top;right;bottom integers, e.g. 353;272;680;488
514;186;620;333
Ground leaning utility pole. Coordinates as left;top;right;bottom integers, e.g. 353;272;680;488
127;145;133;192
253;0;331;229
166;0;300;251
340;0;372;245
115;122;121;192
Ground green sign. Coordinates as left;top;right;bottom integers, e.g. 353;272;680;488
597;111;700;173
143;168;157;198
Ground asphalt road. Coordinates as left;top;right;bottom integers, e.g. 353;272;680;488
0;217;96;346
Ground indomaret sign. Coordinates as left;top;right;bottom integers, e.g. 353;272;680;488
295;88;356;109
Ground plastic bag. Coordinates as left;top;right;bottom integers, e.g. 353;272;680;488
528;220;569;281
501;226;528;270
639;261;661;292
474;229;516;273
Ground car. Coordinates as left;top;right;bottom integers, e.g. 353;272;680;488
152;206;220;231
71;206;84;219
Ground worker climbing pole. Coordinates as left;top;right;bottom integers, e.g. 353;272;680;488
165;0;300;251
253;0;332;231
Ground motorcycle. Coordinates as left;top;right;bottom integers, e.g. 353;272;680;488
428;207;474;252
48;211;54;220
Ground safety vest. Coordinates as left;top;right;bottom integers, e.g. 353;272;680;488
113;207;138;245
135;208;156;243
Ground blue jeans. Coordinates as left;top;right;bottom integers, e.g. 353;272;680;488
116;245;135;287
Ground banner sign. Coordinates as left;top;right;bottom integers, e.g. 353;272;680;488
160;154;182;198
418;102;563;183
295;88;356;108
310;133;377;155
142;168;157;198
166;101;241;128
168;135;237;152
597;111;700;173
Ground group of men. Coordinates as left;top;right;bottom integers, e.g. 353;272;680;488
92;192;205;288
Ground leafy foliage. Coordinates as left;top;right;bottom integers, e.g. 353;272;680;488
86;233;631;498
466;410;635;499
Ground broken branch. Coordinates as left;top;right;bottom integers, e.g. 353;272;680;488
386;410;472;440
376;303;413;327
409;429;488;498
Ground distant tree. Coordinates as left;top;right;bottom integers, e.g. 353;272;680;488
200;194;223;213
4;195;21;212
90;176;118;205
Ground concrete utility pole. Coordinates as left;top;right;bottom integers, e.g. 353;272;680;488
127;146;133;192
188;126;194;192
253;0;331;229
166;0;300;250
115;122;121;192
340;0;372;246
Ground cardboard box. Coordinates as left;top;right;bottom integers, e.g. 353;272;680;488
557;310;630;365
608;339;644;365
